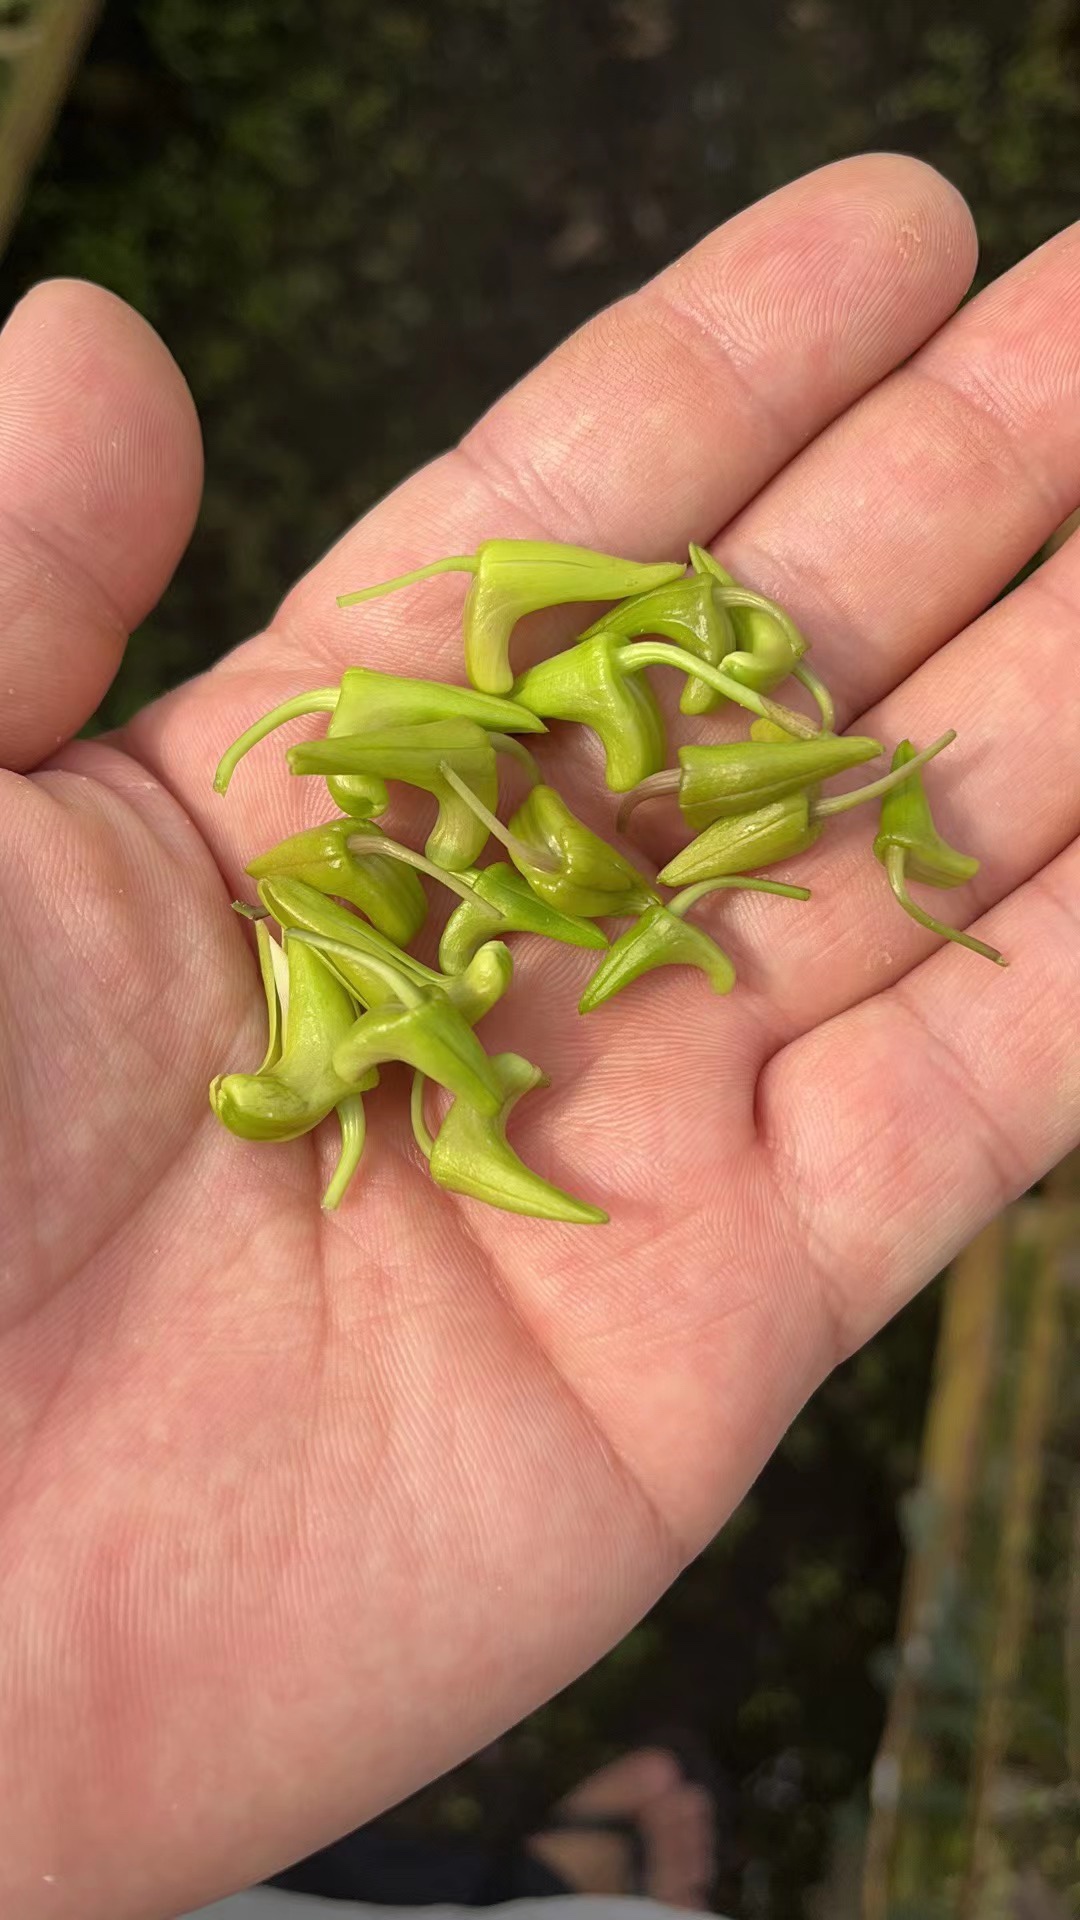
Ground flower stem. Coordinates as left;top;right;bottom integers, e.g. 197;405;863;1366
213;688;339;793
489;733;542;786
337;554;478;609
815;731;955;817
712;585;804;657
285;930;425;1007
615;642;818;738
886;847;1007;967
347;832;506;904
667;876;812;918
322;1095;367;1210
410;1072;435;1160
438;761;561;872
792;661;835;733
616;769;679;833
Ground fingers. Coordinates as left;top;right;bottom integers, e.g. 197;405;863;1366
138;153;976;859
710;218;1080;722
0;280;202;771
282;154;973;666
635;518;1080;1051
758;832;1080;1355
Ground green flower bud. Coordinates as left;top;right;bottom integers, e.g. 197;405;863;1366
324;667;546;818
287;719;499;870
444;939;514;1023
580;573;737;716
688;543;808;692
874;741;1007;966
578;876;810;1010
212;667;544;802
336;539;686;695
256;875;440;1008
421;1052;607;1223
258;873;510;1024
507;784;657;919
620;733;882;834
659;791;820;884
209;932;375;1210
438;861;608;973
659;731;957;885
245;818;427;947
333;986;504;1116
513;630;667;791
580;903;735;1007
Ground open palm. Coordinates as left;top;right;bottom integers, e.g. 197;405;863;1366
2;156;1078;1920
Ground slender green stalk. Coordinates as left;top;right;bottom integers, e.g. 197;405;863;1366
712;585;804;655
667;876;812;917
286;931;424;1008
792;661;835;732
410;1072;434;1160
439;762;561;872
815;731;955;816
322;1095;367;1210
213;688;338;793
886;847;1007;967
488;732;542;785
346;832;507;905
337;554;478;608
614;642;819;738
616;769;678;832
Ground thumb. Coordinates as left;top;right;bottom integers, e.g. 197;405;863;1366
0;278;202;771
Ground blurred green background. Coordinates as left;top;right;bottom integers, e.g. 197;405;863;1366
1;3;1078;1914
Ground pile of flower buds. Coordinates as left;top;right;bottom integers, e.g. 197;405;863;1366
210;538;1005;1222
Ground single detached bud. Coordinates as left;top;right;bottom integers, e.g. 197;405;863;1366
336;539;686;694
209;933;376;1209
578;876;809;1009
333;987;505;1115
513;630;667;792
659;732;957;885
288;719;499;870
874;741;1007;966
438;861;608;973
245;818;427;947
621;732;882;835
508;784;658;919
580;573;737;716
424;1051;608;1223
324;667;546;817
659;791;820;884
580;904;735;1007
212;667;546;802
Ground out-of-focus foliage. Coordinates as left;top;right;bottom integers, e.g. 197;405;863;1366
1;5;1078;1914
1;0;1079;726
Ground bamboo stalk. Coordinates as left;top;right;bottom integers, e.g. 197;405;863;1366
0;0;101;260
861;1217;1007;1918
958;1170;1070;1917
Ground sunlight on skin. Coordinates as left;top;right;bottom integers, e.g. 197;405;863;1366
0;156;1078;1919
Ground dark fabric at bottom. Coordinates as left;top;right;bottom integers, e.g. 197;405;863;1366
268;1829;571;1907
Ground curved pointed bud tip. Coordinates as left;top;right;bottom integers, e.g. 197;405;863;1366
578;905;735;1011
429;1051;608;1224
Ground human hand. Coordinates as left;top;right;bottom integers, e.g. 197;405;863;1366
2;155;1077;1919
